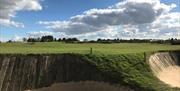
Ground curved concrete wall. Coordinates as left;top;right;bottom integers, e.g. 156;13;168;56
148;51;180;88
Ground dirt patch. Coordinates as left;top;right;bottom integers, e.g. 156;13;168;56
26;81;133;91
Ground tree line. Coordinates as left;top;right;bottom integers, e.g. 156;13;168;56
2;35;180;45
26;35;79;43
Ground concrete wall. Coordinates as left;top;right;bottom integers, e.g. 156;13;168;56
0;54;108;91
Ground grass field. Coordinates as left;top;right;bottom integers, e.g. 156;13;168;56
0;42;180;54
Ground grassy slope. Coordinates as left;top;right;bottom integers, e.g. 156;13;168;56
82;53;180;91
0;42;180;54
0;43;179;90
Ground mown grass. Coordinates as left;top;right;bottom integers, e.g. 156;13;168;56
0;42;180;54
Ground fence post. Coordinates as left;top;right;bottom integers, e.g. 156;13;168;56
90;47;92;54
144;52;146;62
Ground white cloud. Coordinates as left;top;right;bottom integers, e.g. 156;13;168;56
0;19;24;28
12;35;23;41
152;12;180;31
0;37;9;42
39;0;179;39
27;31;54;38
15;0;42;11
0;0;42;27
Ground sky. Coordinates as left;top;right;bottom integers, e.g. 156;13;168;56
0;0;179;41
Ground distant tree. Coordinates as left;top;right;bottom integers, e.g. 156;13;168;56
62;38;66;41
7;40;13;43
170;38;174;45
65;38;79;43
41;35;54;42
54;38;57;42
171;38;180;45
73;38;79;41
83;39;88;42
58;38;62;42
97;38;102;42
27;38;36;42
22;38;27;42
37;37;41;42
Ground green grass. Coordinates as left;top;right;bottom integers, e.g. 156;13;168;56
82;53;180;91
0;43;179;90
0;42;180;54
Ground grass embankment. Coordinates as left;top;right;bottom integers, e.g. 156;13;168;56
0;42;179;90
81;53;180;91
0;42;180;54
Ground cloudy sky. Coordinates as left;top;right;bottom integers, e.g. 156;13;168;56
0;0;179;41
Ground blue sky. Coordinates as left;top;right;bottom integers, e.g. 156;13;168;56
0;0;180;41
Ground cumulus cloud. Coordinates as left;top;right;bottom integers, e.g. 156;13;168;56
0;0;42;27
39;0;179;39
27;31;54;38
12;35;23;41
152;12;180;31
0;19;24;27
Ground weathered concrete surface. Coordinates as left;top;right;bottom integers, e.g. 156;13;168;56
148;51;180;88
0;54;108;91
